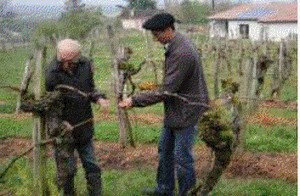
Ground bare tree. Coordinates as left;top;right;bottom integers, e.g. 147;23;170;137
64;0;85;12
0;0;9;17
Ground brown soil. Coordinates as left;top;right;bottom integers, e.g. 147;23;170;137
259;100;297;110
247;112;297;126
94;112;162;124
0;138;297;183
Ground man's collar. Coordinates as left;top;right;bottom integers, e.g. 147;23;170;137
164;33;178;55
164;43;170;51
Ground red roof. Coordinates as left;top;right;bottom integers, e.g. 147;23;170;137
209;3;297;23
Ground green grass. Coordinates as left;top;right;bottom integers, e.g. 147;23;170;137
131;104;164;115
0;158;296;195
0;118;33;138
244;124;297;153
0;48;31;86
212;178;297;196
0;159;156;195
103;169;156;196
0;102;16;113
280;78;298;101
0;48;31;105
95;120;161;144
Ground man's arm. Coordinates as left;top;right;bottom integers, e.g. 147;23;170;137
132;53;194;106
124;53;194;108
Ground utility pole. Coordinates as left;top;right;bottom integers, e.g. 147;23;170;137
65;0;81;12
72;0;78;11
164;0;170;11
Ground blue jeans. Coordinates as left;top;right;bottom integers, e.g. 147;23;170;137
54;140;101;195
156;126;197;196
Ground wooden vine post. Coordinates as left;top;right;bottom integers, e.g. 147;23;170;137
249;44;258;107
213;44;220;99
271;39;291;100
15;54;35;114
270;42;280;99
106;25;129;148
32;45;49;195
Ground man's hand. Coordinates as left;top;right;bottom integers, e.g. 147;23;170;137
97;98;110;110
62;121;74;132
118;97;133;109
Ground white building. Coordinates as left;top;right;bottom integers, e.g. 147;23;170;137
120;10;162;31
208;3;297;41
121;17;147;31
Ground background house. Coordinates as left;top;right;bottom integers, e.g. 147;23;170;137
119;9;162;31
208;3;297;41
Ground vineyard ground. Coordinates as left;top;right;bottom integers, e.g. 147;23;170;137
0;99;297;184
0;137;297;183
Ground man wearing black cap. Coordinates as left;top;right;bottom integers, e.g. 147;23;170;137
119;13;209;196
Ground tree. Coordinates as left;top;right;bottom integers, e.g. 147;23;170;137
64;0;85;12
0;0;17;35
118;0;157;18
33;11;102;43
180;0;212;24
124;0;156;10
0;0;9;17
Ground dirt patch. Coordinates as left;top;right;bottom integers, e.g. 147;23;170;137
260;100;297;110
94;112;162;124
129;113;163;124
0;113;32;119
247;112;297;126
226;152;297;182
0;138;297;183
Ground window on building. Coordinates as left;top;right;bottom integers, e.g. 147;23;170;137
288;32;297;41
239;24;249;39
225;21;229;34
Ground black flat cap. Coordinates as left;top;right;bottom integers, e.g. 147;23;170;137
142;13;176;31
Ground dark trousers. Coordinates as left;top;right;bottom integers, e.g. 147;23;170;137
54;140;102;196
156;126;197;196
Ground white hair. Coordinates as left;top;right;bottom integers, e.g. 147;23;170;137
57;39;81;60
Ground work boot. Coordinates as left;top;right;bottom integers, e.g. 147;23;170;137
63;177;75;196
86;173;102;196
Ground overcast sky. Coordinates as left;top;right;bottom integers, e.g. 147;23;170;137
11;0;165;6
11;0;295;6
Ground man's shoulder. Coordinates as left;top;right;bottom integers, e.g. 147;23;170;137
174;33;197;54
47;58;60;72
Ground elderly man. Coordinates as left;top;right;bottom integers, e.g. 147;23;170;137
119;13;209;196
45;39;109;196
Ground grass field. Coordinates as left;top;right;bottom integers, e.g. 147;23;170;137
0;30;297;195
1;158;296;196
